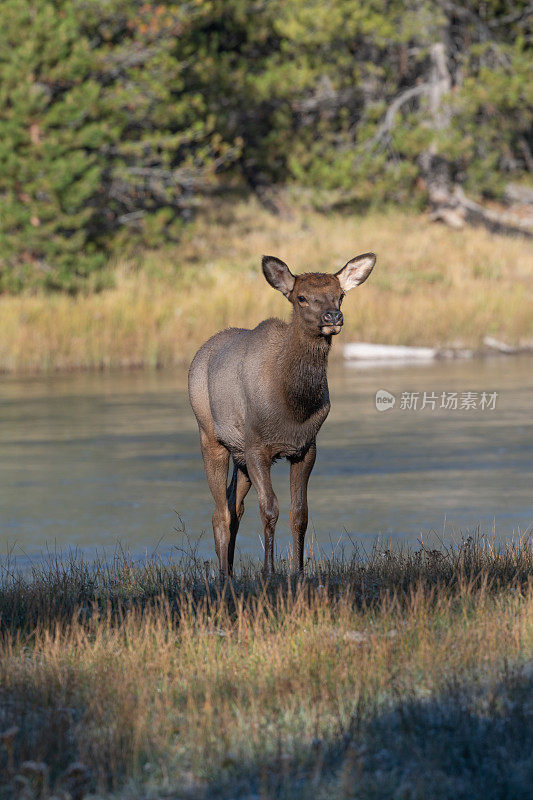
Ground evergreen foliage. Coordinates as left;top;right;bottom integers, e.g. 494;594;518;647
0;0;531;291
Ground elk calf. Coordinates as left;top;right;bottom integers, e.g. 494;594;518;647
188;252;376;575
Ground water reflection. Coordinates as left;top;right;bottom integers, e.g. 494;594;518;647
1;356;532;565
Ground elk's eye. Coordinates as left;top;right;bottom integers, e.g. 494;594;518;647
297;295;307;303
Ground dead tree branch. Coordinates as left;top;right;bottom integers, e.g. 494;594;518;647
453;187;533;237
355;83;431;155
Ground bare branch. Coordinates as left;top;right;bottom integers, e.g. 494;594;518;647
437;1;512;67
488;4;533;28
356;82;431;154
296;76;355;115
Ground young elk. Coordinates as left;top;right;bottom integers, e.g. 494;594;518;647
188;252;376;575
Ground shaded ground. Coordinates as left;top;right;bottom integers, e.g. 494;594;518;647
0;536;532;799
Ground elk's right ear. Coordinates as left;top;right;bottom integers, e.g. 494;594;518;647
262;256;295;298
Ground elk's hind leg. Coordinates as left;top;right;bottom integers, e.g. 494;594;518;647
226;463;252;574
199;427;231;575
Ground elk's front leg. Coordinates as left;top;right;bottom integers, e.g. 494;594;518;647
289;442;316;574
245;448;278;575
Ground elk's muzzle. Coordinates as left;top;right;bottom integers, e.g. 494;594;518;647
320;310;343;335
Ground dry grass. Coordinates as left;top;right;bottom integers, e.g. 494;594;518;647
1;537;532;799
1;200;532;373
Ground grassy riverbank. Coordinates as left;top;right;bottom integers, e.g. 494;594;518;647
1;202;532;373
1;537;532;799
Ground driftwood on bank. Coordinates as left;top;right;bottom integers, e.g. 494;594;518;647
429;186;533;238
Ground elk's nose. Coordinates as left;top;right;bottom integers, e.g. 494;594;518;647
322;310;343;326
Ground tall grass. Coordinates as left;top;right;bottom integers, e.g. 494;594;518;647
1;537;532;799
1;201;532;373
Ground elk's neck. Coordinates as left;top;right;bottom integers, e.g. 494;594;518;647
279;321;331;421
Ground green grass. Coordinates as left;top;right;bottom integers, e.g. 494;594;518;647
1;536;532;799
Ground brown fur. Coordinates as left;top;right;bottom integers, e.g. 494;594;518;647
188;252;376;575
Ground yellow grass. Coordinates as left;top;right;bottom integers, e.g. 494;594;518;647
1;200;532;372
1;541;532;798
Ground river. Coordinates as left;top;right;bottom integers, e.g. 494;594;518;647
1;356;531;566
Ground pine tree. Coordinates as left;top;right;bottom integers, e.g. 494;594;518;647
0;1;530;292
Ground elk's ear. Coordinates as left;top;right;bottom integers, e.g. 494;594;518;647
335;252;376;291
261;255;295;298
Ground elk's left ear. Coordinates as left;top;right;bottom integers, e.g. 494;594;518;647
262;255;295;298
335;252;376;291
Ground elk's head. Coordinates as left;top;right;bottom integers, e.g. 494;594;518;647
261;253;376;337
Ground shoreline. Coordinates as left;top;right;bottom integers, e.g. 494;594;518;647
1;341;532;378
1;205;532;375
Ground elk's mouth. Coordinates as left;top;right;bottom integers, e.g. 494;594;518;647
320;324;342;336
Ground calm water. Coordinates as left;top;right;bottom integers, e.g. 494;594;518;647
1;357;532;565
